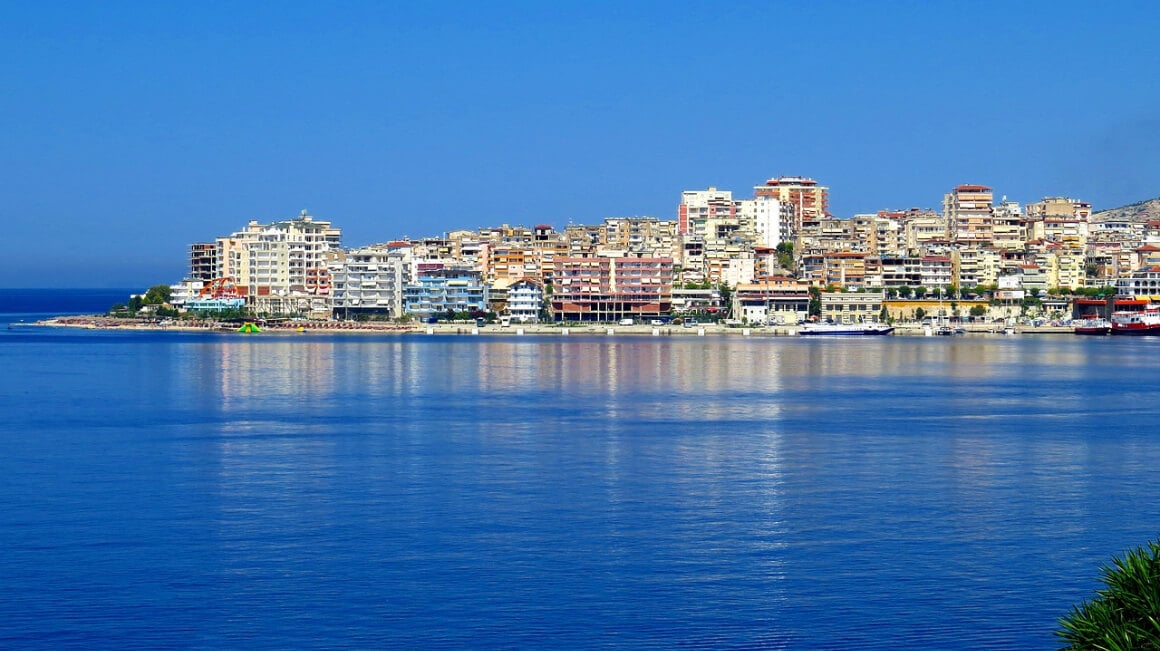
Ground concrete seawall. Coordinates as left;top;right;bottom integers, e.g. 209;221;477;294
30;317;1077;337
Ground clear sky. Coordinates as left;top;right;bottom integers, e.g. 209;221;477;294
2;0;1158;287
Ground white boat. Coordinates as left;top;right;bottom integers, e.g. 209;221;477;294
798;321;894;336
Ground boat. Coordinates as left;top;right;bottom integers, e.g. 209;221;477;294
1110;306;1160;335
1073;315;1111;336
936;325;966;336
798;321;894;336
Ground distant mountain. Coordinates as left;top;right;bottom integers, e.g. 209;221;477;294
1092;197;1160;223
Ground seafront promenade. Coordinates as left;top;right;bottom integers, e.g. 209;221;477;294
29;316;1074;336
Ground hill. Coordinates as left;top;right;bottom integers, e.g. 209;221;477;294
1092;197;1160;223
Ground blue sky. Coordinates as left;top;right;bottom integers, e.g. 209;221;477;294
2;0;1158;287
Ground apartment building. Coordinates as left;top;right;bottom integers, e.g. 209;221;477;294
991;200;1024;250
488;277;545;323
404;268;488;319
903;210;948;248
735;196;794;248
880;255;922;289
819;291;886;324
920;255;953;289
678;187;734;236
823;252;868;288
731;277;810;325
205;210;341;312
487;246;539;283
551;256;673;322
952;247;1000;288
1025;197;1092;222
754;177;829;238
330;242;413;318
189;243;217;282
1134;244;1160;271
1115;267;1160;300
944;184;994;244
601;217;680;259
1049;246;1086;290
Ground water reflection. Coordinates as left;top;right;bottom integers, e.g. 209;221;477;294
10;332;1160;647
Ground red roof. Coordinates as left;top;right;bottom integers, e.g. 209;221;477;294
955;184;992;192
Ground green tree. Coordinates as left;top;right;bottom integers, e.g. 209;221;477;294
776;242;794;271
143;284;173;305
1058;538;1160;649
914;307;926;321
969;305;987;318
127;295;144;313
808;286;821;317
718;284;733;318
914;286;928;299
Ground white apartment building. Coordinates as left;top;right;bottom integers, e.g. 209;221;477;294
491;277;544;323
1115;266;1160;300
754;177;829;237
920;256;954;289
678;187;734;237
991;200;1024;250
330;243;413;318
736;196;793;248
210;210;342;313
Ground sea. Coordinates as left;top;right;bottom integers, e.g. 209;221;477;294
3;288;1159;649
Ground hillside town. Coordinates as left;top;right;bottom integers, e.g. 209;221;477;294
154;178;1160;327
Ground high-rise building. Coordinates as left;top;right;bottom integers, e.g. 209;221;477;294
736;196;794;248
943;184;994;244
753;177;829;237
329;242;413;319
677;187;734;236
189;243;217;282
205;210;341;312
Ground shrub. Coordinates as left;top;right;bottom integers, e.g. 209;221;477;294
1058;538;1160;649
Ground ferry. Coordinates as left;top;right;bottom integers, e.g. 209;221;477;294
798;321;894;336
1110;306;1160;335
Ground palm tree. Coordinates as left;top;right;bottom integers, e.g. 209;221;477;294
1058;538;1160;649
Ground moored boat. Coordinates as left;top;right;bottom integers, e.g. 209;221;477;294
799;321;894;336
1073;316;1111;336
1110;306;1160;335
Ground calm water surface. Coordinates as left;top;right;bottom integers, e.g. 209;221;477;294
2;292;1159;649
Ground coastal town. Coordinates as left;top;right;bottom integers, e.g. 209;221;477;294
109;178;1160;333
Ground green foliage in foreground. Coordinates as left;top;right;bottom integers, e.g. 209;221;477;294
1058;538;1160;650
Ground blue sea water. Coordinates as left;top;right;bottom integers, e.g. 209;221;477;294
3;290;1160;649
0;288;134;325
